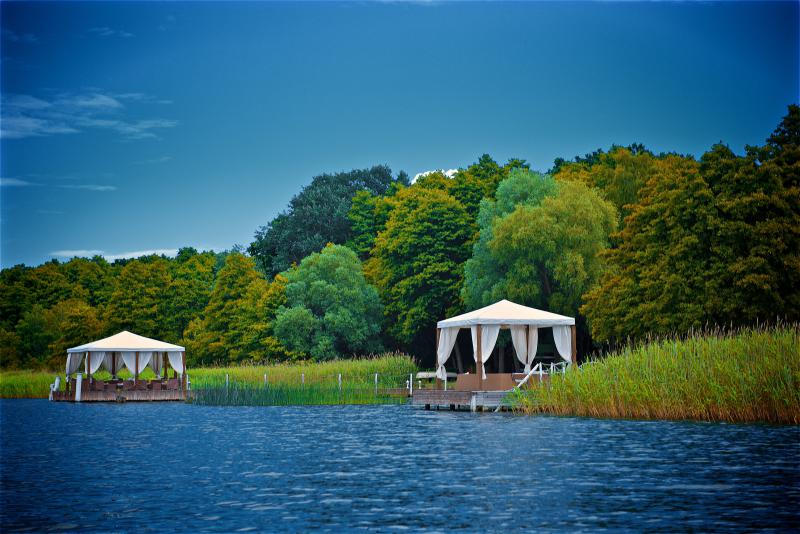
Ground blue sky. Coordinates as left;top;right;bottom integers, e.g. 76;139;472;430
1;1;797;267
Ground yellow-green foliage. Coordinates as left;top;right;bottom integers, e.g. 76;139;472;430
0;353;417;399
513;326;800;424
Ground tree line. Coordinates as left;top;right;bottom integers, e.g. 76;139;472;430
1;105;797;370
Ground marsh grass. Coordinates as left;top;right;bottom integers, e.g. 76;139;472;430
0;353;418;404
512;325;800;424
189;353;417;406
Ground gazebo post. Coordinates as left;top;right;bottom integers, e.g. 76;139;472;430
435;328;442;390
111;351;116;379
570;325;577;364
477;325;483;391
181;351;187;392
525;325;529;374
135;351;139;384
87;351;92;382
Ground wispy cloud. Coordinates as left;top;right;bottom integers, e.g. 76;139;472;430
51;248;179;261
2;28;37;44
1;91;177;140
2;175;115;192
59;184;117;192
135;155;172;165
88;27;134;39
412;168;458;183
0;177;41;187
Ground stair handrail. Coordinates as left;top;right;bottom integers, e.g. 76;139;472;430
513;362;542;390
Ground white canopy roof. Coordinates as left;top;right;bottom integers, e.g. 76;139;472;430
437;299;575;328
67;331;185;353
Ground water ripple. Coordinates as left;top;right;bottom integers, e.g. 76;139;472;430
1;401;798;532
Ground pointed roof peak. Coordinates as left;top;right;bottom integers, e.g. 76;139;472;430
437;299;574;328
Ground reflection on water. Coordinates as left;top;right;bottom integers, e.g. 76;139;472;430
1;400;798;532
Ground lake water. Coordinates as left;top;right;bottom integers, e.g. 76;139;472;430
1;400;798;532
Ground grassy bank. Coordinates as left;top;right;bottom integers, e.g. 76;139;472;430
0;353;418;403
512;326;800;424
190;353;417;406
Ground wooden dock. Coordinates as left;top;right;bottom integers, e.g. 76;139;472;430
410;389;513;412
51;378;188;402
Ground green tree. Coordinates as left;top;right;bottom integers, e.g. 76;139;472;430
104;259;172;339
15;305;54;367
346;187;403;259
583;106;800;340
488;180;617;315
463;169;559;309
62;257;113;306
163;252;216;342
183;253;290;365
249;166;407;276
44;298;104;369
0;329;22;369
0;265;32;331
554;145;661;220
366;187;474;357
274;244;383;360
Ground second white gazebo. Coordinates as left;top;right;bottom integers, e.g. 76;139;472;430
435;299;576;391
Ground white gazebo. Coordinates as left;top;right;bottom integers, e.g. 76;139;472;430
435;299;576;391
66;330;186;380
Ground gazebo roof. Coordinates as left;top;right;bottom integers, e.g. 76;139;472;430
67;331;185;353
437;299;575;328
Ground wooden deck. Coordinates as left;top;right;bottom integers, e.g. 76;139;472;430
51;378;188;402
411;388;513;412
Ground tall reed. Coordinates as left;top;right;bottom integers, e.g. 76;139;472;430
512;325;800;424
0;353;418;402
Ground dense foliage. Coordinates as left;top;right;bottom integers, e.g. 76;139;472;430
248;165;408;276
582;107;800;340
1;106;797;369
274;244;383;360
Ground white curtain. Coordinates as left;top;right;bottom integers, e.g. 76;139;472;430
148;352;164;377
470;325;500;379
553;326;573;363
510;326;539;373
101;352;122;375
65;353;84;376
85;351;106;374
167;352;185;376
121;351;153;376
435;327;459;380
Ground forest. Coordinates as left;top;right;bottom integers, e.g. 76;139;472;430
1;105;797;370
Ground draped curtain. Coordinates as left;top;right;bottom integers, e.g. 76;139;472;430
552;326;572;363
470;325;500;379
435;327;459;380
167;352;185;376
85;351;106;374
121;351;153;375
66;353;84;376
510;326;539;373
101;352;122;375
148;352;164;377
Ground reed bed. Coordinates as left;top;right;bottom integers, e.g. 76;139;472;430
189;354;416;406
191;382;408;406
0;353;418;403
0;370;57;399
512;326;800;424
